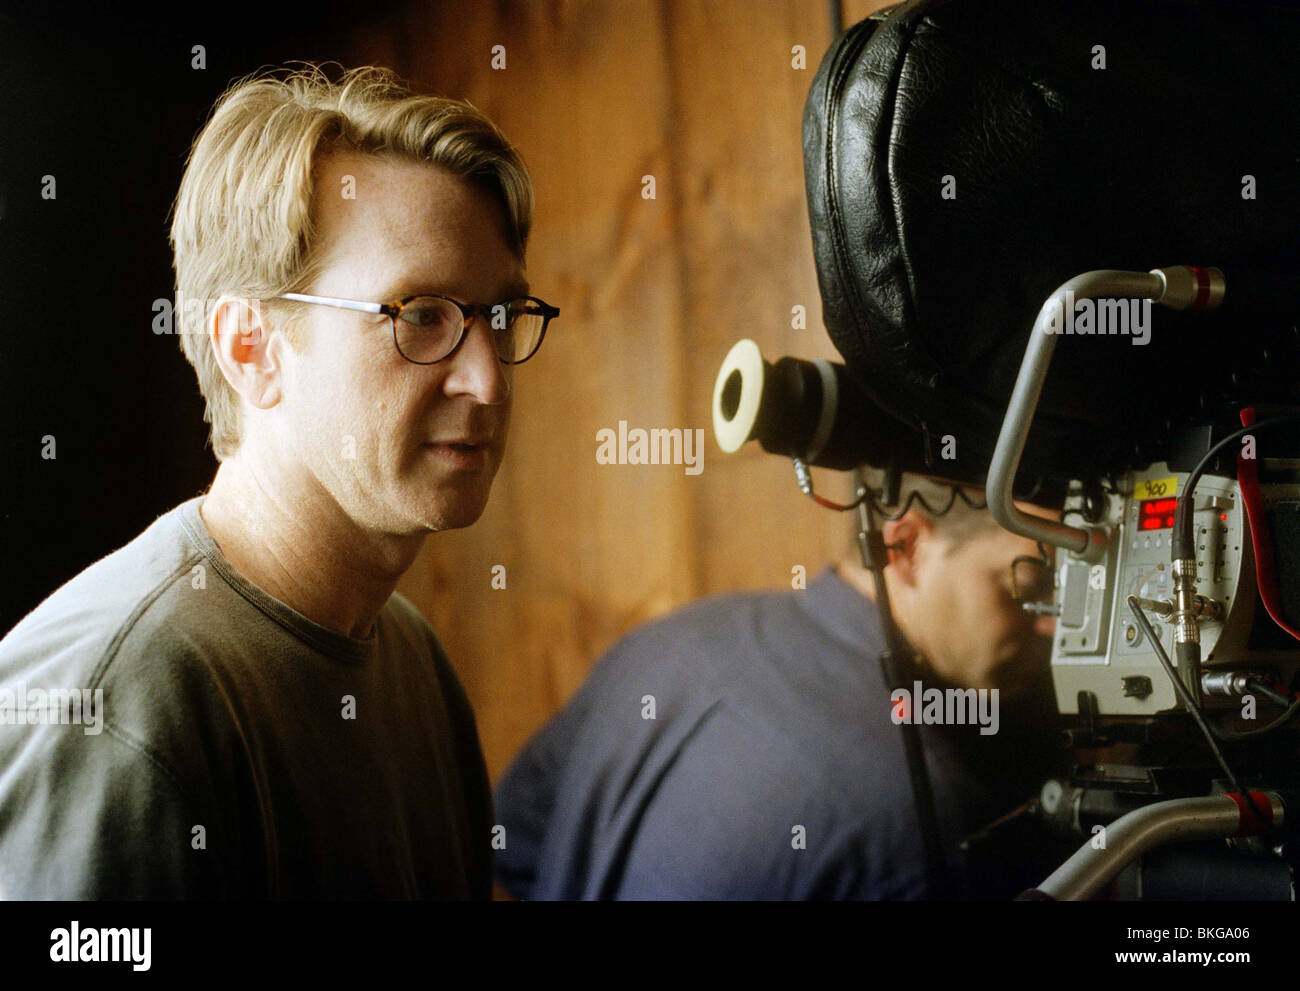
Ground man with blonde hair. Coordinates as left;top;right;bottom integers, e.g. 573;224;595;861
0;63;558;898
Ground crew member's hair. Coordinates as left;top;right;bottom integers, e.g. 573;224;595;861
168;62;533;461
848;470;1001;556
901;474;1001;554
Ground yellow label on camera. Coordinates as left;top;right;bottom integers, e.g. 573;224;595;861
1136;476;1178;500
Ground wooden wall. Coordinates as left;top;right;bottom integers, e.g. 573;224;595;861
342;0;892;780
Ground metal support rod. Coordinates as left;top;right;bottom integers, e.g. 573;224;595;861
1029;792;1283;900
987;269;1168;553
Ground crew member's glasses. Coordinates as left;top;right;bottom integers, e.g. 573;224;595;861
273;292;559;365
1011;542;1056;604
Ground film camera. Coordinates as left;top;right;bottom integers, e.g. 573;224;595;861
714;0;1300;900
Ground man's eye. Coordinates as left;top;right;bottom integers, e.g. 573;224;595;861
403;304;454;328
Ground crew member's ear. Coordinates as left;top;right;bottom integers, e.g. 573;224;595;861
880;509;936;588
210;294;283;410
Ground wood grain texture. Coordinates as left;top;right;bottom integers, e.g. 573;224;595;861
337;0;895;781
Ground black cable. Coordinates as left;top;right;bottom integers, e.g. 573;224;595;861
1127;596;1246;769
856;476;950;897
1021;472;1048;505
1171;414;1296;562
1130;599;1300;741
1244;676;1296;710
1219;684;1300;739
1126;596;1277;833
795;462;987;519
1164;412;1300;737
869;484;986;521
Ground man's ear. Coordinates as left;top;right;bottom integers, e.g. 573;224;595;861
881;509;937;588
209;295;283;410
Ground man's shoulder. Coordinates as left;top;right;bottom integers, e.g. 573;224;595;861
494;575;914;899
383;589;440;649
0;502;249;897
0;496;262;778
584;575;881;726
379;590;478;727
0;499;208;683
380;591;460;680
601;569;874;663
522;576;895;800
595;584;807;677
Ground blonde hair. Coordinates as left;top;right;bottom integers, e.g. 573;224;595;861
168;62;533;461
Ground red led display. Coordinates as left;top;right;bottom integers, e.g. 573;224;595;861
1139;497;1177;530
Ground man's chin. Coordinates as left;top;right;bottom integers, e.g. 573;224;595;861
397;480;493;532
408;466;499;528
424;498;490;532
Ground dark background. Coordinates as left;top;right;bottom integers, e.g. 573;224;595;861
0;2;405;634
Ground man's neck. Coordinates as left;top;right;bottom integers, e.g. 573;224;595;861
199;454;425;641
834;557;923;660
833;557;880;604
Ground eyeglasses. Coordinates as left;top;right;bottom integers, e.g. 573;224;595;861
1010;542;1056;604
273;291;559;365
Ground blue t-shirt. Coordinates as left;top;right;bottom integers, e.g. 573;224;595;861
494;567;1057;899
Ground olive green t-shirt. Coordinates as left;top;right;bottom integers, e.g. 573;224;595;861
0;496;492;899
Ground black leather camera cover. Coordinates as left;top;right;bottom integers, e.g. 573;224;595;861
804;0;1300;484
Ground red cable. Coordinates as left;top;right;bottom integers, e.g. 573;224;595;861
1236;407;1300;641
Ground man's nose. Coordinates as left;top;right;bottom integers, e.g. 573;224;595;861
444;317;510;404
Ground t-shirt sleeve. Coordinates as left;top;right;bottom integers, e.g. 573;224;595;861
0;721;231;899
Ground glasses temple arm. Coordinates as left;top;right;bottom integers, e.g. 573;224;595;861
278;293;387;315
